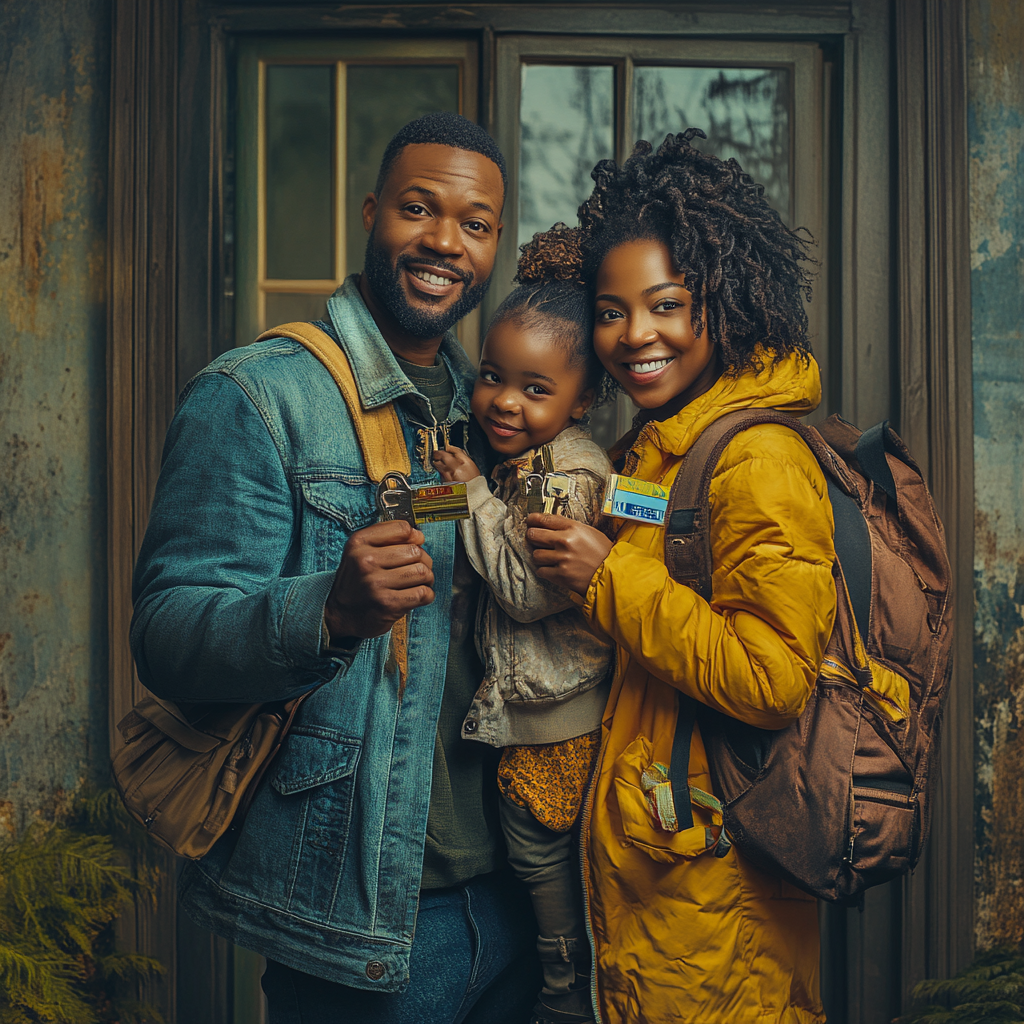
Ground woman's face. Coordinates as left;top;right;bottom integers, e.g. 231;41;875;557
593;238;716;409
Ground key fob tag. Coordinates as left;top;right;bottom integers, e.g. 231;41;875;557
411;482;470;524
602;474;670;524
377;473;469;525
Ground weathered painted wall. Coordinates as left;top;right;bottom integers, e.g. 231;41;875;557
0;0;111;831
969;0;1024;950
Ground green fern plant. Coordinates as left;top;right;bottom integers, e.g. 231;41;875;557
895;946;1024;1024
0;790;164;1024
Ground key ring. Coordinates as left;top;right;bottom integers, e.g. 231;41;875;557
376;473;416;524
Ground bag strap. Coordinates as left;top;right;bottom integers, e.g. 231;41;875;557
854;420;897;502
663;408;875;819
826;476;872;642
254;321;411;481
671;693;697;831
254;320;412;689
236;690;318;821
664;410;798;598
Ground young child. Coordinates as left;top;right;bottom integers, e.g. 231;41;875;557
527;130;837;1023
433;228;613;1024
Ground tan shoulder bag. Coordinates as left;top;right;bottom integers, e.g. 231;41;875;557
112;322;411;859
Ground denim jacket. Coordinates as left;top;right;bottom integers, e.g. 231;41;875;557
130;276;477;990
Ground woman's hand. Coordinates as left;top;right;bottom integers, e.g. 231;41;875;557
526;513;613;596
432;445;480;482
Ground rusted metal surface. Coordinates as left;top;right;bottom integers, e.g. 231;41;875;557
0;0;111;828
969;0;1024;952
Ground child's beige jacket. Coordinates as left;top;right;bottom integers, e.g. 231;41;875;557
458;424;615;748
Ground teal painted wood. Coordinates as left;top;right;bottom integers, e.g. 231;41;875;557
0;0;112;828
968;0;1024;955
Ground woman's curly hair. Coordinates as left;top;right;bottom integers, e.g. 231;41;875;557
488;223;617;406
577;128;815;373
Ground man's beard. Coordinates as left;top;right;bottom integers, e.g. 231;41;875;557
363;228;491;339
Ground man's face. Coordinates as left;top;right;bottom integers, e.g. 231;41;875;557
361;143;504;339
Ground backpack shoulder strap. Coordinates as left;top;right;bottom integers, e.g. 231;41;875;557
254;321;411;482
664;409;842;829
664;409;805;600
663;408;871;633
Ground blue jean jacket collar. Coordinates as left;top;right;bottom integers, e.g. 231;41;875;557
327;275;476;421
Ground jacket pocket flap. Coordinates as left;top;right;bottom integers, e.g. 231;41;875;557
133;698;223;754
300;479;376;531
270;732;361;795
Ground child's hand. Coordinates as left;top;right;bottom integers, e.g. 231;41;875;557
432;445;480;482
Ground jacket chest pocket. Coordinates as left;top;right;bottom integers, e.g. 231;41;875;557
299;477;377;572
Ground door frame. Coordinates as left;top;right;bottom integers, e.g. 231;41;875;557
107;2;973;1020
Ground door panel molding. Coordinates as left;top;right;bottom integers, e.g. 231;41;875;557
108;4;182;1020
895;0;974;1001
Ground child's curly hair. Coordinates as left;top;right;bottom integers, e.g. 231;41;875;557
488;223;617;406
577;128;816;373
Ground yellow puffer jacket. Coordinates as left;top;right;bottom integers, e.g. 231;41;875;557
582;353;836;1024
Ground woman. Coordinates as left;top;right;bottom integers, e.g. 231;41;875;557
527;130;837;1023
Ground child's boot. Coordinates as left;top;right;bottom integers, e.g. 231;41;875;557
530;934;594;1024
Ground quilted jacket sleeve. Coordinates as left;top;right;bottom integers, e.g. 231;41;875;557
584;429;836;729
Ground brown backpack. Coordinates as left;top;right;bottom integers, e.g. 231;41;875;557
662;411;953;902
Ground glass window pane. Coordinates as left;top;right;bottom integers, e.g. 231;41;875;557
346;65;460;277
265;292;330;327
518;65;614;249
633;67;791;224
265;65;334;280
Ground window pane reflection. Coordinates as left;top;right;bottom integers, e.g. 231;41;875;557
346;65;460;277
518;65;614;248
265;292;330;326
633;66;791;224
265;65;334;280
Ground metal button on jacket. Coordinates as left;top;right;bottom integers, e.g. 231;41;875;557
365;960;386;981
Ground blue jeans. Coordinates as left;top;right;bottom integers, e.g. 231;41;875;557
261;872;540;1024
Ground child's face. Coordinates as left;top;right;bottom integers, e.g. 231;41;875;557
471;320;593;458
593;238;716;410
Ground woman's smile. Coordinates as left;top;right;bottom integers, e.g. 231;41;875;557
621;356;676;385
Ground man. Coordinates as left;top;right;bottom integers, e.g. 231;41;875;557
131;113;539;1023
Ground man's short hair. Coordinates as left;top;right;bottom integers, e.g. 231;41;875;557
374;112;508;200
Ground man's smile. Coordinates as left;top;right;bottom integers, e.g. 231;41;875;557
404;261;466;300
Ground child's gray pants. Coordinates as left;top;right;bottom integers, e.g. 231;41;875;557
498;793;589;997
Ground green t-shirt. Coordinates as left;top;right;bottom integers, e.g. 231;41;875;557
395;354;502;889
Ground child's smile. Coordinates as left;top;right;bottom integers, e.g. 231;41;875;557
471;319;594;457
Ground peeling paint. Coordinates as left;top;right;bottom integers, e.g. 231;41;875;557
969;0;1024;951
0;0;111;830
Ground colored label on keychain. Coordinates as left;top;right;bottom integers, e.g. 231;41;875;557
602;475;669;525
377;474;470;525
411;482;470;524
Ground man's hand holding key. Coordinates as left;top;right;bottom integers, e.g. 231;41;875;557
324;520;435;642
